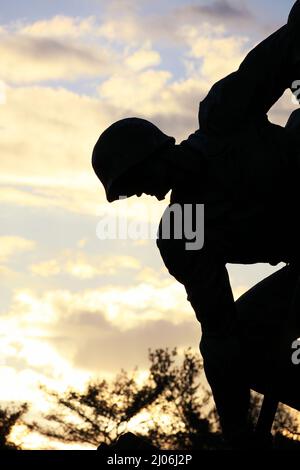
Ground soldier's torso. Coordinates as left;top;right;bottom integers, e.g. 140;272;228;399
169;120;300;265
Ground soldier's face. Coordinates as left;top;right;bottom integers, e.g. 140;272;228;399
118;156;172;200
135;157;171;200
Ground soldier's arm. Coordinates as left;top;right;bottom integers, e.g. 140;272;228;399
199;4;300;136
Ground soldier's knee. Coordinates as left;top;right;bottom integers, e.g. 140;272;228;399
285;108;300;132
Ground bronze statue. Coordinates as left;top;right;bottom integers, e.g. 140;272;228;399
92;1;300;448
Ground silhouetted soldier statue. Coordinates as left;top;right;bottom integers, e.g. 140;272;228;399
92;1;300;448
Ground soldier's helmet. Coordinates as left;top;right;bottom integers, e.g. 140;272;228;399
92;117;175;202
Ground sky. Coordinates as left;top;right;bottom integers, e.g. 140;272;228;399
0;0;298;449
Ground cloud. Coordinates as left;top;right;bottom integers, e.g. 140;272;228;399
0;85;113;183
98;15;143;43
0;33;113;83
0;185;101;217
1;14;162;84
135;266;171;287
0;75;193;201
0;12;281;202
124;43;161;71
20;15;96;39
0;265;18;277
176;0;253;22
99;69;173;114
0;80;180;216
0;21;293;218
97;0;256;48
30;260;61;277
0;236;35;263
30;252;141;279
1;277;192;340
49;282;192;331
0;280;197;395
73;319;199;372
0;10;293;227
179;23;249;83
97;23;253;136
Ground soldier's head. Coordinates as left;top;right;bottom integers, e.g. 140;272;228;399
92;117;176;202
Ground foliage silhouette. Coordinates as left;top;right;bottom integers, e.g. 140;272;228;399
25;348;299;450
0;403;28;450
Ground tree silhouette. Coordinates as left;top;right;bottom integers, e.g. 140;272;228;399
0;403;28;450
26;348;217;448
145;348;220;450
25;347;299;450
249;392;298;436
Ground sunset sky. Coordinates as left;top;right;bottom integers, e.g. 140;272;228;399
0;0;297;449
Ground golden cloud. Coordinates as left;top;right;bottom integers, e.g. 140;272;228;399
0;18;293;214
0;85;111;181
0;281;196;406
30;252;142;279
0;236;35;263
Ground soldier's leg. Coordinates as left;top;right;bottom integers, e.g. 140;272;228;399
185;259;252;445
235;263;300;401
198;262;300;445
283;108;300;339
200;1;300;136
157;234;252;443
